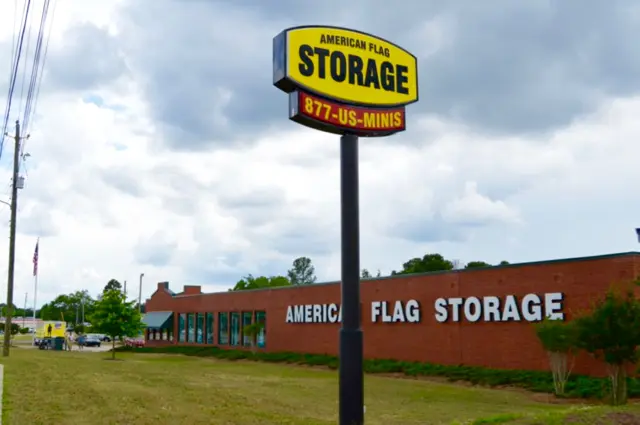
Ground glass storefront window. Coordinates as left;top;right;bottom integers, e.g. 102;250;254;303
206;313;214;344
187;313;195;342
255;311;266;348
218;312;229;345
230;312;240;346
242;312;253;346
196;313;204;344
178;313;186;343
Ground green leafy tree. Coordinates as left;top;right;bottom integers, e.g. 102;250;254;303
574;288;640;405
231;275;291;291
0;323;21;339
361;269;383;279
464;261;492;269
91;289;144;360
39;290;95;323
287;257;317;285
243;322;265;353
499;260;510;265
534;319;578;396
391;253;454;275
103;279;123;294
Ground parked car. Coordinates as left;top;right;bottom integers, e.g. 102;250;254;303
80;335;101;347
87;333;111;342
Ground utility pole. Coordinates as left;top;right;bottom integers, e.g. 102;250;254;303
124;280;127;298
138;273;144;313
3;120;23;356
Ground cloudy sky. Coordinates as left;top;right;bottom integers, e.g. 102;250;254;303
0;0;638;307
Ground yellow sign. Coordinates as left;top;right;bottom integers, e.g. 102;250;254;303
274;26;418;107
35;321;66;338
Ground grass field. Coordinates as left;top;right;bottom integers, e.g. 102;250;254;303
1;349;640;425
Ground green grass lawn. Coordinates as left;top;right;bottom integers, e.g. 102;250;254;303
1;348;640;425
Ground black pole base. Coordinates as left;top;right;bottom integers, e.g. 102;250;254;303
339;327;364;425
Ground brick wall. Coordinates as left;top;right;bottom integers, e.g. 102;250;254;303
145;252;640;376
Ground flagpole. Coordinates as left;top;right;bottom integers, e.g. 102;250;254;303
32;238;39;346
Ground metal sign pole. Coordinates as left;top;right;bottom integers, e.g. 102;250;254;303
338;133;364;424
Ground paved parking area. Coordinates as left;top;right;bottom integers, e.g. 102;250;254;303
17;343;115;352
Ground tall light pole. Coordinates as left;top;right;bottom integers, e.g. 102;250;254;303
138;273;144;313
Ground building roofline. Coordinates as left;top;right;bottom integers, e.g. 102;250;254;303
170;251;640;298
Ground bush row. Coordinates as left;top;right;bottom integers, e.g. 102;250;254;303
115;345;640;399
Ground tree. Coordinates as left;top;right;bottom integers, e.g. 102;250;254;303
103;279;123;294
287;257;317;285
573;288;640;405
0;322;21;341
91;289;144;360
534;318;578;396
465;261;492;269
39;290;95;323
361;269;382;279
230;275;291;291
391;253;454;275
499;260;510;265
243;321;265;353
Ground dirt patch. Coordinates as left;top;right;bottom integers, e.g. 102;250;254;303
564;412;640;425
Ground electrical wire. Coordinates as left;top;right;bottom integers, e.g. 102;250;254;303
18;10;34;123
23;0;57;148
22;0;51;136
0;0;33;160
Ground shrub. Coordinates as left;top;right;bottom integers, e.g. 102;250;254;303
19;327;29;334
114;345;640;399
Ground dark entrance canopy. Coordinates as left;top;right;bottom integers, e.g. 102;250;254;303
141;311;173;329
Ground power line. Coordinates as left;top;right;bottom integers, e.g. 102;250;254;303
0;0;33;161
23;0;57;143
23;0;52;136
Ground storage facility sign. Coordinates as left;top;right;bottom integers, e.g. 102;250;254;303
285;292;565;324
273;25;418;137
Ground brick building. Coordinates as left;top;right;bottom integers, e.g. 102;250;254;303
142;252;640;376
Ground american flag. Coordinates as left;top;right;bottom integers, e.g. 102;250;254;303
33;239;39;277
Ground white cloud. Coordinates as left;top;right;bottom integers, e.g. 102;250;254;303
0;0;638;310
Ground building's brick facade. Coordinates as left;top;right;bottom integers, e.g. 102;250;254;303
144;252;640;376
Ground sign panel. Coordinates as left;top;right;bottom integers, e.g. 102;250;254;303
284;293;566;324
274;26;418;108
35;321;66;338
289;90;406;137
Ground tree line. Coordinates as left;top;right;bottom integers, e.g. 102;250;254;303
230;253;509;291
33;280;145;323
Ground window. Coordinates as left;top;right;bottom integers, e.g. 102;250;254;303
196;313;204;344
255;311;266;348
178;313;186;343
206;313;214;344
230;312;240;346
187;313;195;342
218;312;229;345
242;312;253;346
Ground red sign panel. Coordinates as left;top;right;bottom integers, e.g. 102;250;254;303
289;90;406;137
